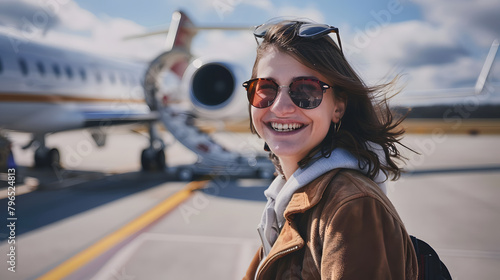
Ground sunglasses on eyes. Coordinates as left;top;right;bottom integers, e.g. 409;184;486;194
253;21;344;56
242;78;332;109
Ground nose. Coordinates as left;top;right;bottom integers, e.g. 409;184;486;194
270;86;296;115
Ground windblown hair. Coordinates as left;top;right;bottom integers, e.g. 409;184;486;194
249;20;412;181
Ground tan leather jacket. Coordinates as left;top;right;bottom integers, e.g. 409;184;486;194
243;169;418;280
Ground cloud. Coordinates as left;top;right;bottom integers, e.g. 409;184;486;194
0;0;60;34
402;0;499;88
273;5;326;23
54;0;100;32
213;0;274;16
402;44;468;67
414;0;500;46
354;20;470;66
0;0;166;60
191;30;256;72
155;0;272;22
343;0;499;91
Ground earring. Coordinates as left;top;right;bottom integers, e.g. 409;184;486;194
335;120;342;133
264;142;270;152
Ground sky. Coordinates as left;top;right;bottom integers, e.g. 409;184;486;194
0;0;499;92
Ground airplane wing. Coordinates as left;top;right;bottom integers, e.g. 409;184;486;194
82;111;160;128
391;40;500;134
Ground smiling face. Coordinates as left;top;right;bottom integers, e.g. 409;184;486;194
251;47;344;177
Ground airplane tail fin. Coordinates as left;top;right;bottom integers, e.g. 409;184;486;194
474;39;499;95
164;11;197;51
141;11;250;111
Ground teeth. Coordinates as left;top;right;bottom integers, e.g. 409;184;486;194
271;122;303;132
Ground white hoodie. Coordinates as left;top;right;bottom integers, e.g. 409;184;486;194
257;145;388;257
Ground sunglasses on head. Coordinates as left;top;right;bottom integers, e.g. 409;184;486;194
253;21;344;56
242;77;332;109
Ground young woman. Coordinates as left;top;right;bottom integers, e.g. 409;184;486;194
242;19;418;279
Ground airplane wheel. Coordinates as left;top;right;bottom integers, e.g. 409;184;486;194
34;149;43;167
141;149;154;171
34;147;60;168
155;149;166;170
48;148;60;167
141;148;166;171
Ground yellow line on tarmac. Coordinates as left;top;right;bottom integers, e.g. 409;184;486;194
37;180;208;280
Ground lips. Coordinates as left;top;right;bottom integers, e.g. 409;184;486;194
270;122;304;132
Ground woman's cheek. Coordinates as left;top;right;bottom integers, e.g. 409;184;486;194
251;108;264;135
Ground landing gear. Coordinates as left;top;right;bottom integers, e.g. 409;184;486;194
26;134;61;168
141;147;166;171
34;147;60;168
141;123;167;172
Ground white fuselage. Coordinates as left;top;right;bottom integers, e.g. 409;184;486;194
0;31;150;134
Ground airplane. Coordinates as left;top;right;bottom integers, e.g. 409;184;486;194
0;10;273;179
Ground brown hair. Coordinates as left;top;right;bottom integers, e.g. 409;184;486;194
249;21;412;180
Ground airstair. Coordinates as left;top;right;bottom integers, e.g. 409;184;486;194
158;106;274;181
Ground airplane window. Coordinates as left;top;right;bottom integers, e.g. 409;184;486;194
109;72;116;84
65;65;73;79
79;68;87;81
95;71;102;83
18;58;28;76
36;61;46;76
128;74;136;85
52;63;61;78
120;73;127;85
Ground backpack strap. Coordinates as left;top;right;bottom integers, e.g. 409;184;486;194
410;235;452;280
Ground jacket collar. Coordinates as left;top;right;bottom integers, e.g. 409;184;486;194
283;168;341;220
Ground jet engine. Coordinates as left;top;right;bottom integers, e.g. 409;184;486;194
182;57;248;120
